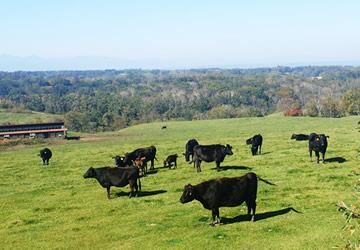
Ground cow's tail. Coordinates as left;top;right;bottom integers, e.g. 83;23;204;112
258;176;277;186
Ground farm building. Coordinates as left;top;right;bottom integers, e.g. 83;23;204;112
0;122;68;140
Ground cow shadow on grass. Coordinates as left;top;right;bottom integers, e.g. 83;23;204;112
212;166;253;171
260;152;272;155
115;190;167;198
142;170;158;176
221;207;301;225
326;157;346;163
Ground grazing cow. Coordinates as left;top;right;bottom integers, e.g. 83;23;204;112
162;126;167;129
39;148;52;165
112;155;129;167
309;133;329;164
193;144;233;172
180;172;276;225
124;146;157;170
83;166;141;199
183;139;199;162
246;134;263;156
133;156;147;176
291;134;309;141
163;154;178;169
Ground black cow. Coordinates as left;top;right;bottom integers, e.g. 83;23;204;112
309;133;329;164
183;139;199;162
180;172;276;225
112;155;129;167
193;144;233;172
124;146;157;170
162;126;167;129
291;134;309;141
163;154;178;169
39;148;52;165
246;134;263;156
112;156;122;166
83;166;141;199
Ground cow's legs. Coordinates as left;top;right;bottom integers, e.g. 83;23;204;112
322;152;326;164
106;187;111;200
259;144;262;154
315;151;320;164
150;160;154;170
309;149;313;162
196;159;201;173
46;159;49;165
216;161;220;172
246;199;256;222
129;180;135;198
211;208;220;226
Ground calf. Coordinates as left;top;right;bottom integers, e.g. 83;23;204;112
83;166;141;199
246;134;263;156
133;156;147;176
309;133;329;164
193;144;233;172
180;172;276;225
163;154;178;169
183;139;199;162
39;148;52;165
291;134;309;141
124;146;157;170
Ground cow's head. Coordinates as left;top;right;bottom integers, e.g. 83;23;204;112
318;134;329;146
180;184;195;203
112;155;126;167
246;138;253;145
291;134;296;139
183;151;190;162
83;167;96;179
225;144;233;155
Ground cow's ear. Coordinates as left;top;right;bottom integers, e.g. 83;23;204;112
316;137;320;141
120;157;124;160
327;136;330;138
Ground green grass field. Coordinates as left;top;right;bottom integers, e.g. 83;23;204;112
1;116;359;249
0;109;63;125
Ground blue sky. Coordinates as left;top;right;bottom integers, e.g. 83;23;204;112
1;0;360;70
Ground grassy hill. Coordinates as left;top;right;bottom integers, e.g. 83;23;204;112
0;109;63;125
0;116;359;249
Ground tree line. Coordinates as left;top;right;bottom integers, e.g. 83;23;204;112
0;66;359;132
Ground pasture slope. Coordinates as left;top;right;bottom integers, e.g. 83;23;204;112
0;116;359;249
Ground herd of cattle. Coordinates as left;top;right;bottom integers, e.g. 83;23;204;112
38;132;329;225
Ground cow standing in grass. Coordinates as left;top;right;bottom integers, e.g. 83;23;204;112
183;139;199;163
180;172;276;225
124;146;157;170
246;134;263;156
83;166;141;199
163;154;178;169
133;157;147;176
309;133;329;164
193;144;233;172
39;148;52;165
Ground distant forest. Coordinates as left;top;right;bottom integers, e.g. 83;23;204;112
1;66;360;132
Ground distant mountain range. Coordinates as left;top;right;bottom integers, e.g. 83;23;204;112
1;54;359;72
0;54;224;71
